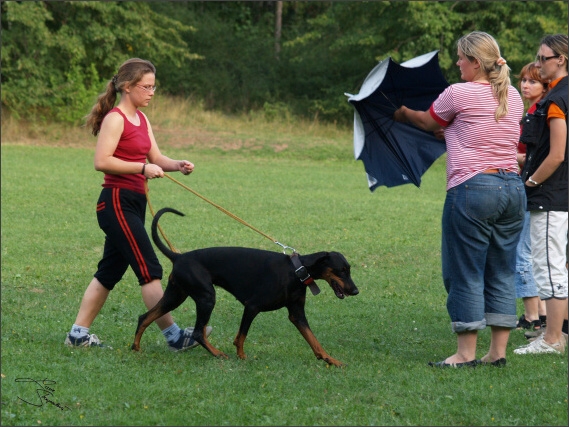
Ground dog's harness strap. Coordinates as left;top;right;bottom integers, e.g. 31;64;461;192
290;252;321;296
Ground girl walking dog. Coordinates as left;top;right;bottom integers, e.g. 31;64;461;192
65;58;211;350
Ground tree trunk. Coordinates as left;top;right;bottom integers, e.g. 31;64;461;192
274;1;282;60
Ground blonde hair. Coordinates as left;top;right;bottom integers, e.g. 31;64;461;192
85;58;156;136
457;31;511;121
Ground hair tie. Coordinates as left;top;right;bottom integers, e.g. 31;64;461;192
496;57;507;66
111;74;119;92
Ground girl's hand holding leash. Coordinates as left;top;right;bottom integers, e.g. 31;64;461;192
142;160;193;179
143;163;164;180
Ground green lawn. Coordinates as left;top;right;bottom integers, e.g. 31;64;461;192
1;141;567;426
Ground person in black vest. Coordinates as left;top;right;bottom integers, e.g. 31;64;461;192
515;34;568;355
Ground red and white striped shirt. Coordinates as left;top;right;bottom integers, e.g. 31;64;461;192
429;82;524;190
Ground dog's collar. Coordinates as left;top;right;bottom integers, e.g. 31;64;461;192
290;252;321;296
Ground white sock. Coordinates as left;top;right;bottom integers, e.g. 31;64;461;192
69;324;89;339
161;323;182;343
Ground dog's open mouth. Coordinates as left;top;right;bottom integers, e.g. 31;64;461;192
330;279;346;299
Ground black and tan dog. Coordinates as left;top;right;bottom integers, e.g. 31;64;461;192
131;208;359;367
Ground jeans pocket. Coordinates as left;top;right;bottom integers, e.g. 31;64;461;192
465;184;501;221
516;185;527;218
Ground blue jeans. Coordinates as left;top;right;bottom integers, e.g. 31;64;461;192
441;172;525;333
515;211;538;299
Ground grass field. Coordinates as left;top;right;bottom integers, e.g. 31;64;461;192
1;104;567;426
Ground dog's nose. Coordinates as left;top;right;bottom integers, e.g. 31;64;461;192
350;288;359;296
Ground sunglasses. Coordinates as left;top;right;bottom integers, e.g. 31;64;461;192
535;54;560;63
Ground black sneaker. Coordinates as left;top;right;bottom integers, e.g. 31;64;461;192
64;333;110;348
168;326;212;352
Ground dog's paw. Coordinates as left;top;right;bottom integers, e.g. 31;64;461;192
324;357;345;368
211;349;229;360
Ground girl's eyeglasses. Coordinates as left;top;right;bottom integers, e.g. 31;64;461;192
136;84;157;93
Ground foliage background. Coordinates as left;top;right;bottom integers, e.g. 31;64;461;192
1;1;567;125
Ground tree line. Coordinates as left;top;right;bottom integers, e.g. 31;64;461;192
1;1;567;126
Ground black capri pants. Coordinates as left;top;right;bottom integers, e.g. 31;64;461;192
94;187;163;290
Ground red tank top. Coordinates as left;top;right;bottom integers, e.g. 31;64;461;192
102;108;150;194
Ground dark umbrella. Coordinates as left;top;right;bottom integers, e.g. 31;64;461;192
346;51;449;190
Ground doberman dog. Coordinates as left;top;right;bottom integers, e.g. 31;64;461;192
131;207;359;367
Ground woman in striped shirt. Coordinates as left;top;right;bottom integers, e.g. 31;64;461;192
394;31;525;368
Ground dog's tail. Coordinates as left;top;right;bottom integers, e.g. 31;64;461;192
151;207;184;262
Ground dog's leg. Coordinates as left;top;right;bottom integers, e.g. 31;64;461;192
287;302;345;367
131;279;187;351
191;287;229;359
233;306;260;359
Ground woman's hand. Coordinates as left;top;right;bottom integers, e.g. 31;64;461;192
393;106;408;123
178;160;194;175
433;128;445;140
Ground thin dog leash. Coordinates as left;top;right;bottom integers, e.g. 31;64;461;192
152;173;296;254
146;174;321;295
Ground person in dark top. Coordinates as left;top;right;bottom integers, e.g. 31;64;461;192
514;62;548;332
515;34;568;355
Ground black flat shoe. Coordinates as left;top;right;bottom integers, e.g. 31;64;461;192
428;359;477;368
475;358;506;367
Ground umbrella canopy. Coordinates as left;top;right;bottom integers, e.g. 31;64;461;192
346;51;449;190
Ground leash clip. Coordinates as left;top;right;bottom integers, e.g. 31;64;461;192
275;241;296;255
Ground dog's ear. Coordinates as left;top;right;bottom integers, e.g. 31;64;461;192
299;252;329;268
